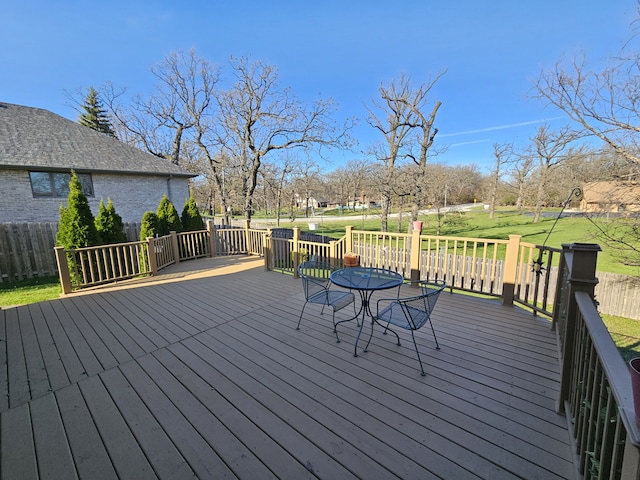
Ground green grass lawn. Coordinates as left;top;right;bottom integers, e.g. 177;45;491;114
0;276;62;307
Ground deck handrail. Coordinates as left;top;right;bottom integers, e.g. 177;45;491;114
555;243;640;479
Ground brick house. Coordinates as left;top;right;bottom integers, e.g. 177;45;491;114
0;102;195;224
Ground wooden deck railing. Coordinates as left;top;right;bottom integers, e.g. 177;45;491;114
54;240;150;293
555;243;640;479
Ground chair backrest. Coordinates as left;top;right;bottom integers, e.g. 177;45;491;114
298;261;335;300
402;281;446;329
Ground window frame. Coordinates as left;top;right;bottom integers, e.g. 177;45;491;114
29;171;94;198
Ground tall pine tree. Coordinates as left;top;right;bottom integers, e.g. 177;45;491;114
79;87;116;137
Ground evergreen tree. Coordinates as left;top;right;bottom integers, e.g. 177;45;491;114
56;171;101;249
181;196;205;231
78;87;116;137
140;211;160;241
156;195;182;235
95;198;127;244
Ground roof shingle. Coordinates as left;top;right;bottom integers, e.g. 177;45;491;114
0;102;193;177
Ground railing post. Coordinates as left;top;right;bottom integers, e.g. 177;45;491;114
501;234;521;306
329;240;337;269
556;242;601;414
409;226;422;287
54;246;72;294
146;237;158;276
293;227;301;278
264;228;272;272
345;226;354;254
170;231;180;263
244;219;251;256
207;220;216;258
621;435;640;479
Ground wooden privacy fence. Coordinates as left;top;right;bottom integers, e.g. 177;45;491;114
0;222;143;283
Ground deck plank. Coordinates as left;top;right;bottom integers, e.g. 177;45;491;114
142;350;280;479
78;375;158;480
15;306;50;400
169;339;358;479
38;301;89;385
156;344;313;479
29;392;78;479
4;307;30;407
55;297;119;371
56;383;118;479
118;358;238;479
47;299;104;378
99;367;197;479
0;402;38;480
28;303;70;393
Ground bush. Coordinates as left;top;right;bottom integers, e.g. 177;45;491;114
95;198;127;244
156;195;182;236
181;196;205;231
56;170;100;249
140;211;159;241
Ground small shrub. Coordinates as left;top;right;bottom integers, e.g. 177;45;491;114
156;195;182;235
181;196;205;231
95;198;127;244
140;211;159;241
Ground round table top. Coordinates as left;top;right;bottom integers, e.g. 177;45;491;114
330;267;404;291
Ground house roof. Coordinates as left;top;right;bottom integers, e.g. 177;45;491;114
0;102;194;177
582;181;640;204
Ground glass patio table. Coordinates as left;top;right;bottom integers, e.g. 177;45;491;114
330;266;404;357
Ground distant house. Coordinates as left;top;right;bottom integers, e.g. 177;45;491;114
580;181;640;213
0;102;195;224
294;193;328;209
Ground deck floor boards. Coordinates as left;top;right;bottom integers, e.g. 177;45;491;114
0;256;577;479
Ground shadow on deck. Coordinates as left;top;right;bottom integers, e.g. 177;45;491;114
0;256;575;479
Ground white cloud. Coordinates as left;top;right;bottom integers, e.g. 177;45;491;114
439;117;564;138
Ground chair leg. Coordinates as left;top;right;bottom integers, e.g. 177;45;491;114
410;330;426;376
296;303;308;330
381;322;400;346
332;310;341;343
428;319;440;350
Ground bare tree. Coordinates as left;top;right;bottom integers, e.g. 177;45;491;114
530;125;582;223
536;55;640;167
260;156;297;226
106;50;219;167
213;57;352;224
367;74;443;231
489;143;513;219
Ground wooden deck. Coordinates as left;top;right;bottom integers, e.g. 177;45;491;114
0;256;576;479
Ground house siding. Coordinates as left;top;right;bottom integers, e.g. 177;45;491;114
0;169;190;223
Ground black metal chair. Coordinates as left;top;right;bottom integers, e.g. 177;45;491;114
372;280;446;376
296;261;356;342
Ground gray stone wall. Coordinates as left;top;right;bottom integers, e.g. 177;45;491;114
0;169;191;223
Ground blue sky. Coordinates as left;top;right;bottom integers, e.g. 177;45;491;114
1;1;637;171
